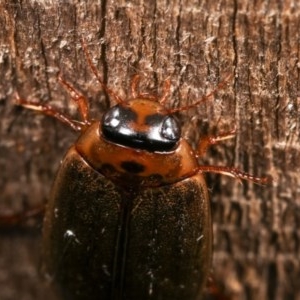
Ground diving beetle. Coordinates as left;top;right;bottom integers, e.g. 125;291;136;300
14;40;268;300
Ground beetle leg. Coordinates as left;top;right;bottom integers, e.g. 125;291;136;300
197;127;236;158
204;275;230;300
58;73;90;123
15;94;83;131
197;165;270;185
16;96;83;131
0;205;45;228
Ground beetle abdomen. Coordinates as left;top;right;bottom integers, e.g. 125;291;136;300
42;146;211;300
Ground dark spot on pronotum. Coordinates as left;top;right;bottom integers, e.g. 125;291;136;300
121;161;145;174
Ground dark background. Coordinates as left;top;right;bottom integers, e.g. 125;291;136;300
0;1;299;299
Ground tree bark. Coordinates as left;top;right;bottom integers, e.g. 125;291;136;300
0;1;299;300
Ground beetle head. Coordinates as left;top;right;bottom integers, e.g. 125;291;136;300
101;99;181;152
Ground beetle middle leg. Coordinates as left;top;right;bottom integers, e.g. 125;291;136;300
195;128;270;185
197;165;270;184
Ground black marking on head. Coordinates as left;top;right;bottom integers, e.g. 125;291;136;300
145;113;162;126
101;103;181;152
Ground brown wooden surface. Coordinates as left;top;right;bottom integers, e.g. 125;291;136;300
0;1;299;300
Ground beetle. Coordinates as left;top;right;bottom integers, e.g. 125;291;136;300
12;40;268;300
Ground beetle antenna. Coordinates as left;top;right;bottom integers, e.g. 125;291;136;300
169;74;232;113
81;38;125;105
159;79;171;105
130;74;159;101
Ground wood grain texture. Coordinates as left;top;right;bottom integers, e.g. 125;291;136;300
0;1;299;299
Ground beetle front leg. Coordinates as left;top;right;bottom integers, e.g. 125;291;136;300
197;127;236;158
15;94;83;131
